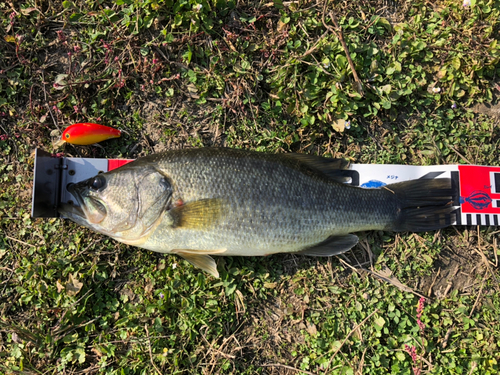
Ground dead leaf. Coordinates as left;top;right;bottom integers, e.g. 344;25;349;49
332;119;346;132
120;287;136;302
371;266;414;294
144;279;153;295
66;273;83;296
91;347;103;357
21;7;38;15
53;74;68;90
306;322;317;336
56;280;64;293
12;332;22;343
436;69;447;79
50;129;61;137
186;83;198;93
277;19;288;32
224;38;237;52
235;289;246;314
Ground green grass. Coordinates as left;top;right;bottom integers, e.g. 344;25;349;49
1;0;500;374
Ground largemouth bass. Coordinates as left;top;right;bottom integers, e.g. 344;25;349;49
59;148;455;277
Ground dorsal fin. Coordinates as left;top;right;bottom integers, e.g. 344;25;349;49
280;154;352;183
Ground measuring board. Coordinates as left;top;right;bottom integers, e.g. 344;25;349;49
31;148;500;226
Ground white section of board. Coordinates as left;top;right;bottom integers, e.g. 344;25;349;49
349;164;458;186
60;158;108;205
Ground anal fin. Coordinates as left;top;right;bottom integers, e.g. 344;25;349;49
297;234;359;257
175;251;219;278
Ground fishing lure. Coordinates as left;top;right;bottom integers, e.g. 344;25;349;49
60;123;121;145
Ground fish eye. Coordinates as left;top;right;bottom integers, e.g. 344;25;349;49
90;175;106;191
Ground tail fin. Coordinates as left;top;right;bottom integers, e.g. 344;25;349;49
390;178;456;232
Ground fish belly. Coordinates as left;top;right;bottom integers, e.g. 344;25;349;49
141;190;393;256
142;213;336;256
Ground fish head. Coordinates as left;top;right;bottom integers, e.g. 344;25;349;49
59;166;172;242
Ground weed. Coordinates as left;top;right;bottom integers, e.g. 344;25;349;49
1;0;500;374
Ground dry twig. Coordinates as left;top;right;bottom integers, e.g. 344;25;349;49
427;267;441;297
320;5;364;96
261;363;317;375
5;235;36;248
144;324;162;375
323;309;379;372
468;281;484;318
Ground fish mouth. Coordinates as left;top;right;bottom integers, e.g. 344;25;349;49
58;202;86;222
60;183;106;225
59;183;87;220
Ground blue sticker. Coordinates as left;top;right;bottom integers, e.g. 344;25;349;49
360;180;387;188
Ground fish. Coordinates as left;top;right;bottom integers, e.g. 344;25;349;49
59;148;455;277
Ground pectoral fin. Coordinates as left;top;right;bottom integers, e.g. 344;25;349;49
170;199;224;230
297;234;359;257
175;251;220;278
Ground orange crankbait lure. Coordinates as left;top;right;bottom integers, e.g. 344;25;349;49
61;123;121;145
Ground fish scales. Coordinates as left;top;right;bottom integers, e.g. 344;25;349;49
60;148;455;277
131;148;397;255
